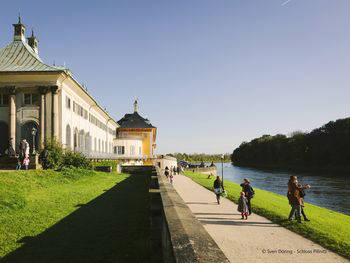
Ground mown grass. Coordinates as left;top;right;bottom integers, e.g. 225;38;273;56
185;172;350;259
0;169;150;262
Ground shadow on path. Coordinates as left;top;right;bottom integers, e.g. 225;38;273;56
0;174;150;263
199;219;281;227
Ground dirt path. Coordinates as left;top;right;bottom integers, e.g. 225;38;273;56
172;174;349;263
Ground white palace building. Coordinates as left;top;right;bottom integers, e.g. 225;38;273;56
0;17;119;158
0;17;158;165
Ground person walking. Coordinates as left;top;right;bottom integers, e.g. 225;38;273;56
240;179;255;215
287;176;310;224
237;192;249;220
213;176;224;205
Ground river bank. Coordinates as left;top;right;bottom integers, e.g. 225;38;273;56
184;171;350;260
215;163;350;215
232;162;350;175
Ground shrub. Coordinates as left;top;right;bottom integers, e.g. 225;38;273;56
62;151;92;170
41;140;92;170
91;160;118;172
44;140;63;170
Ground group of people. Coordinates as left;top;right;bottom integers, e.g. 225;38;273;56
213;176;255;220
287;175;311;223
164;166;182;184
212;175;311;222
15;139;31;170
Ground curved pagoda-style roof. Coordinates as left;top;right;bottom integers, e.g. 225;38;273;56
0;37;67;73
118;111;156;129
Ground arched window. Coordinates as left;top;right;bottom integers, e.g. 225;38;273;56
79;130;85;151
85;133;90;152
66;124;71;149
73;128;78;150
0;121;9;154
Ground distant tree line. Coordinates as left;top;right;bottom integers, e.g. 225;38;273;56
231;117;350;170
169;153;231;163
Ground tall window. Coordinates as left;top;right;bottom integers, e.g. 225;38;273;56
117;146;125;155
66;96;71;109
24;94;39;105
130;145;135;156
94;138;97;152
0;94;9;106
139;146;142;155
66;125;71;149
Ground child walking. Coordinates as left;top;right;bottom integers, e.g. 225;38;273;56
23;156;30;170
238;192;249;220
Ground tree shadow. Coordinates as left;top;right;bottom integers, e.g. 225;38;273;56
199;219;281;227
0;174;150;263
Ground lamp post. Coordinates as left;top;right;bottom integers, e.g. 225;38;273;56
31;127;37;155
221;154;224;188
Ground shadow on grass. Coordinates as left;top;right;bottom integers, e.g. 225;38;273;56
0;174;150;263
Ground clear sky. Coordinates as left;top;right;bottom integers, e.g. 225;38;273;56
1;0;349;154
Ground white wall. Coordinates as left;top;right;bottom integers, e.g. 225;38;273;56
60;85;117;154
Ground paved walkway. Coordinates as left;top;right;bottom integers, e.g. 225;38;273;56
172;174;349;263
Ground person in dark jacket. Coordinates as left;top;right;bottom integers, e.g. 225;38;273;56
213;176;224;205
237;192;249;220
39;148;49;170
240;178;254;215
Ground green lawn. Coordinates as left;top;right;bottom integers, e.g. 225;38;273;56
185;172;350;259
0;169;150;263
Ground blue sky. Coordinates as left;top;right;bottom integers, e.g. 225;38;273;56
1;0;349;154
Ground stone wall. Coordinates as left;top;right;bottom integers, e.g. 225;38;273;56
150;167;229;262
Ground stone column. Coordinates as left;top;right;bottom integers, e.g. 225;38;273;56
8;86;16;151
51;86;59;141
39;86;48;149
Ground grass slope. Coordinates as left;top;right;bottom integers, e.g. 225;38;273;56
185;172;350;259
0;169;150;263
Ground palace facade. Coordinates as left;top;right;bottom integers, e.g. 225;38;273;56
0;18;119;157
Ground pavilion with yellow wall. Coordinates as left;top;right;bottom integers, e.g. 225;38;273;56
113;100;156;165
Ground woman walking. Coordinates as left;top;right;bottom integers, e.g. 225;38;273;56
240;179;255;215
213;176;224;205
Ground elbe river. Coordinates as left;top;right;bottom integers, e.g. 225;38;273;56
214;163;350;215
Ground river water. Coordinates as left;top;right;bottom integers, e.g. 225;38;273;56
214;163;350;215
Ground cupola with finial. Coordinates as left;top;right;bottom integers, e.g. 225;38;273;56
27;30;39;54
13;14;26;41
133;99;139;113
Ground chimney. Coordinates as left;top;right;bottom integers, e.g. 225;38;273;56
27;30;39;54
13;14;26;41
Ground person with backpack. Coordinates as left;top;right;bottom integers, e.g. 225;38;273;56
240;178;255;215
213;176;224;205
